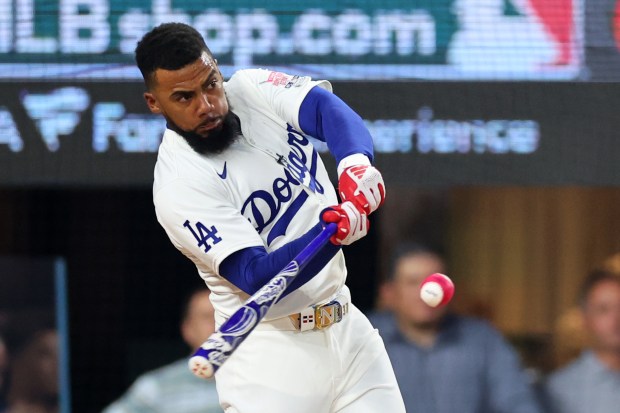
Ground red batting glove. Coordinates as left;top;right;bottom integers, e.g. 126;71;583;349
321;201;369;245
338;156;386;215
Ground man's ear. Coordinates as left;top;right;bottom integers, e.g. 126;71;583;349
144;92;161;114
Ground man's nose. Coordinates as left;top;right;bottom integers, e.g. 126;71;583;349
197;93;214;115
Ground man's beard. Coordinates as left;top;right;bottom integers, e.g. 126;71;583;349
166;110;241;155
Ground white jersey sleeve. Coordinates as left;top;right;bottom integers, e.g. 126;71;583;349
154;179;263;273
225;69;332;134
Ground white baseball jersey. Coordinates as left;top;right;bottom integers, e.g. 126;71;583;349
153;69;347;322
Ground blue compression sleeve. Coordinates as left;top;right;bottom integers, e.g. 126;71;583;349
219;223;341;297
299;86;374;164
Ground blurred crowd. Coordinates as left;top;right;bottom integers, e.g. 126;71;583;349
1;250;618;413
93;248;620;413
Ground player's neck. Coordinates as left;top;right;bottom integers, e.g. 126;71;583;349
593;347;620;371
398;318;440;348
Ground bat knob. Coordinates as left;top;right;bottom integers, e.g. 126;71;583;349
188;355;215;379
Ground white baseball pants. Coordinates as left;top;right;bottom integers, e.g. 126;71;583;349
214;303;406;413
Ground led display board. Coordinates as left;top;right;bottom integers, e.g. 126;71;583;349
1;81;618;186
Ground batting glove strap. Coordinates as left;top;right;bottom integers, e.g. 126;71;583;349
337;153;371;177
320;201;369;245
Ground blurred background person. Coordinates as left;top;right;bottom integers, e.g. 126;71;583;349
102;288;222;413
368;242;543;413
3;312;58;413
551;305;588;369
543;269;620;413
550;250;620;370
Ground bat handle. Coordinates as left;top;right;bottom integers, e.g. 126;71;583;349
295;223;337;267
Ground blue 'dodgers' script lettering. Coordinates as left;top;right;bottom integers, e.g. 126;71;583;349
241;125;324;245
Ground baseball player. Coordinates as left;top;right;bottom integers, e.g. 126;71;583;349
135;22;405;413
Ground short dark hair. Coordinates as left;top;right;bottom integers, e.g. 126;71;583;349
578;269;620;307
386;242;445;282
135;22;213;88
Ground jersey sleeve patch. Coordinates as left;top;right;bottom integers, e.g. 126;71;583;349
267;72;310;88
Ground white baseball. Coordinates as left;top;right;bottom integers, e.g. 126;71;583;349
420;281;444;307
